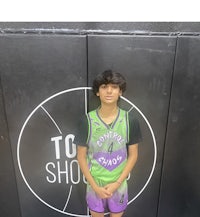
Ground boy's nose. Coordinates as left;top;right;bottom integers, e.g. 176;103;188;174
107;86;112;93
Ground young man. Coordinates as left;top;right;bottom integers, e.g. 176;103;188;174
77;70;142;217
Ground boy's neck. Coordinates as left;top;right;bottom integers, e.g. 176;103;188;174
98;103;119;117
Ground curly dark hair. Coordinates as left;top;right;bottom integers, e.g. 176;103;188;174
92;70;126;95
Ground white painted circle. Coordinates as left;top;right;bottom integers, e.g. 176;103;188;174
17;87;157;216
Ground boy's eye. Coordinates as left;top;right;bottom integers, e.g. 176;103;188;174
101;84;106;88
111;84;119;89
100;84;119;89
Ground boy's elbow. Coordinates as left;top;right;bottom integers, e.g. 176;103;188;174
76;146;86;163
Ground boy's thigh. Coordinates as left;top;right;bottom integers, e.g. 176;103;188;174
90;210;104;217
86;184;105;213
110;212;124;217
108;181;128;213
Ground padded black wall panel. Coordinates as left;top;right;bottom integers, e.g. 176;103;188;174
0;27;200;217
0;34;87;217
0;79;21;217
158;36;200;217
88;35;177;217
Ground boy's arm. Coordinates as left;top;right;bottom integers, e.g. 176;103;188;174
105;144;138;193
77;146;97;189
77;146;112;198
117;143;138;183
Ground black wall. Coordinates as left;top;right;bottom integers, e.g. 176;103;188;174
0;22;200;217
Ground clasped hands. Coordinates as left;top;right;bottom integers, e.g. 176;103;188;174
94;182;120;199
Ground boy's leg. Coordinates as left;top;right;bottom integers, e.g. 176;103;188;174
110;212;124;217
108;181;128;215
90;210;104;217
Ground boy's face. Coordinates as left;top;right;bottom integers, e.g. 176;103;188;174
96;83;122;105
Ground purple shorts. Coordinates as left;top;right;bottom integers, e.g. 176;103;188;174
86;180;128;213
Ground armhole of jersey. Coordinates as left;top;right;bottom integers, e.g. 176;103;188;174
126;111;130;144
86;113;91;145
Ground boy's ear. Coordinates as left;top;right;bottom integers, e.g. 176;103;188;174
96;92;100;96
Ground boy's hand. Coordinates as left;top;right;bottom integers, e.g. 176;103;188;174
104;182;120;194
94;186;113;199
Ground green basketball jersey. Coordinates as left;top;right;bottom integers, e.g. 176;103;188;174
86;108;129;183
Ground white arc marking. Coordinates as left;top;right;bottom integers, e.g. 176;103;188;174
40;105;62;134
63;185;73;212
